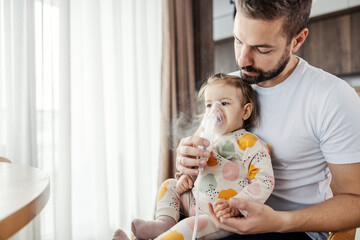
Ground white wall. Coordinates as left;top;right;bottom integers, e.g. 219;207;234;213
311;0;360;17
213;0;234;41
213;0;360;41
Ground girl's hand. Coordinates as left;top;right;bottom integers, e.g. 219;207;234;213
176;175;194;195
214;198;241;219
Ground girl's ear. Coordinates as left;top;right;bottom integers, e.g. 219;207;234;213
242;103;252;121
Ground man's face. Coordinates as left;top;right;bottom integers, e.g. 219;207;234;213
233;13;292;85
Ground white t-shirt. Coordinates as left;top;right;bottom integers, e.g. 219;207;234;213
232;57;360;211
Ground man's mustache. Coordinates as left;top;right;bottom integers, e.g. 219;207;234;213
241;66;261;74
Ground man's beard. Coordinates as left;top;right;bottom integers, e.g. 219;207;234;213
239;50;290;85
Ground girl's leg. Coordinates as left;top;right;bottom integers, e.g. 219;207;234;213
131;179;179;239
155;214;231;240
112;229;129;240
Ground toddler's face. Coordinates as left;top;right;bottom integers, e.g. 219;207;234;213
204;82;249;134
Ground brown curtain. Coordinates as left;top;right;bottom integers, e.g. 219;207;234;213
158;0;197;187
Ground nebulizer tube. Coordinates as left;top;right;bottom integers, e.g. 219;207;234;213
192;101;227;240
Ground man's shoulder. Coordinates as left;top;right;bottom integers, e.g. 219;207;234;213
297;57;348;92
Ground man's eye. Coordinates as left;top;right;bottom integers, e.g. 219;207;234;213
221;102;229;106
206;104;212;108
257;48;271;54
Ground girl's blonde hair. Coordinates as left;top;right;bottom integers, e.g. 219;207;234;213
198;73;259;130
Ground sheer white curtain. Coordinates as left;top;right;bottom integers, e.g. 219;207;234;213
0;0;162;239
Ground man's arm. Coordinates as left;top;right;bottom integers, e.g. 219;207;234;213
285;162;360;232
209;162;360;234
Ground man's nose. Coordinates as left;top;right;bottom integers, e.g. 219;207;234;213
236;46;253;68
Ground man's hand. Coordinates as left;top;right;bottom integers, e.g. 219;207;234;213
208;162;360;235
176;135;211;176
208;198;288;234
176;175;194;195
213;198;241;219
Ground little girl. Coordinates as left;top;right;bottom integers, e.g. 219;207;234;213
113;73;274;240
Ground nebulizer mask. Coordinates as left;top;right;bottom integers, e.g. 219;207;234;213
192;101;227;240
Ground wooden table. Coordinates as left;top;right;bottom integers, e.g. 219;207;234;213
0;162;50;239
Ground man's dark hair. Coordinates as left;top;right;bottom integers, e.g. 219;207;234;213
234;0;312;43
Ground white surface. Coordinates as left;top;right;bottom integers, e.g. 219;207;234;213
310;0;348;17
213;0;234;41
350;0;360;7
213;0;233;18
356;228;360;240
213;13;234;41
310;0;360;17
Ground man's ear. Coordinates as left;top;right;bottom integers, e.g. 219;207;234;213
242;103;252;121
291;28;309;53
